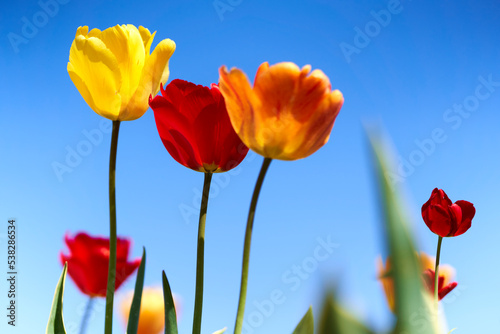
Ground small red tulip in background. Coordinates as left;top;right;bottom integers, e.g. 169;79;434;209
421;188;475;237
60;232;141;297
422;269;458;300
149;79;249;173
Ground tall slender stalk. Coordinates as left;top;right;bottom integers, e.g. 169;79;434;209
193;172;213;334
434;236;443;307
104;120;120;334
234;157;272;334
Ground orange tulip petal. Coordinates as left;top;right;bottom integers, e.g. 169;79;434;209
218;65;261;153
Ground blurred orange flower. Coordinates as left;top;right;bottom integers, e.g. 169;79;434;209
120;287;181;334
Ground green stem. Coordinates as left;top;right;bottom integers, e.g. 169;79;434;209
234;157;272;334
79;297;94;334
434;236;443;307
104;120;120;334
192;172;213;334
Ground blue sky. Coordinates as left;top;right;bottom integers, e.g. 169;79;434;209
1;0;500;333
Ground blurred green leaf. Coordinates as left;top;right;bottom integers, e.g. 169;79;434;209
292;306;314;334
162;270;178;334
369;131;439;334
318;291;374;334
212;328;227;334
46;263;67;334
127;247;146;334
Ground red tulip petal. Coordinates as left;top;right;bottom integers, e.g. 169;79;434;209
161;134;200;170
438;282;457;300
169;79;199;98
66;233;104;262
186;86;222;169
435;188;453;207
448;203;463;236
438;274;445;290
424;204;452;237
453;200;475;236
116;237;131;261
62;232;140;297
66;253;108;297
115;258;142;290
152;79;248;172
151;95;203;170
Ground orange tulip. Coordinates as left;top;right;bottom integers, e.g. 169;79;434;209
377;252;456;312
219;62;344;160
120;287;181;334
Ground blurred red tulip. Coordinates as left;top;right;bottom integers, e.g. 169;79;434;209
421;188;475;237
422;269;458;300
149;79;249;173
60;232;141;297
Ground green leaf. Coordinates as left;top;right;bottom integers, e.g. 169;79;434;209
162;270;178;334
127;247;146;334
46;263;68;334
368;131;440;334
318;291;374;334
292;306;314;334
211;328;227;334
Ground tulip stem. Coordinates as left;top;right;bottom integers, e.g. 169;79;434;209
193;172;213;334
79;297;94;334
234;157;272;334
434;236;443;307
104;120;120;334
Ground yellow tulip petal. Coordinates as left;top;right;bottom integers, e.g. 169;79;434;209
123;38;176;121
97;25;145;112
67;62;98;114
138;26;155;55
68;34;122;120
88;28;101;38
75;26;89;37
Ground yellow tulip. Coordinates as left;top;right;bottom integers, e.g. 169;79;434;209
67;24;176;121
218;62;344;160
377;252;456;312
120;287;181;334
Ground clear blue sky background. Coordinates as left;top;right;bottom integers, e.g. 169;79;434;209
1;0;500;333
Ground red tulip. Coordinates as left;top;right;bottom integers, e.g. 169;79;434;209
149;79;249;173
421;188;475;237
422;269;458;300
60;232;141;297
